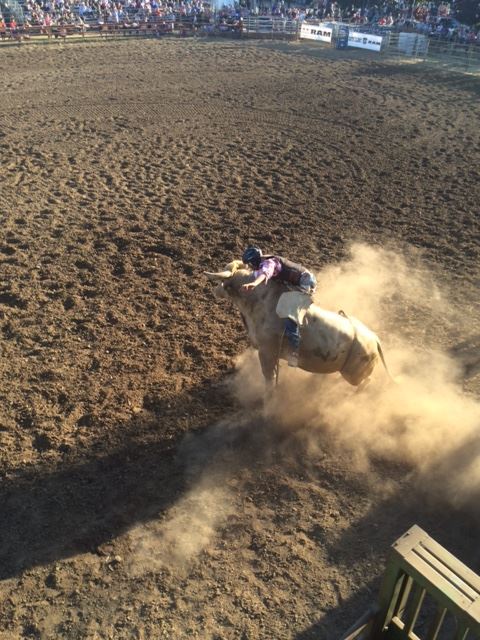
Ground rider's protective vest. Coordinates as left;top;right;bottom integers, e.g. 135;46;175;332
263;255;307;287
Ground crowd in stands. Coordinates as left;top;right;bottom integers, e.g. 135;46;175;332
0;1;215;33
0;0;215;38
227;0;479;42
0;0;478;43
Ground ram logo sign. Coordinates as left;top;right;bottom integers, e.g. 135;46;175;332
347;31;383;51
300;23;333;43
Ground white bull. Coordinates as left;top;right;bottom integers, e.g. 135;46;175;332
205;260;391;387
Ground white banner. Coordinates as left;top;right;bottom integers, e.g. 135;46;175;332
347;31;383;51
300;23;333;43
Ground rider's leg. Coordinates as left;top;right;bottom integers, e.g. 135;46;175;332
284;318;300;367
299;271;317;294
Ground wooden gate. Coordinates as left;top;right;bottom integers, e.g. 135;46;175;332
341;525;480;639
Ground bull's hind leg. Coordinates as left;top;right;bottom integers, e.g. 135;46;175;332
355;377;371;394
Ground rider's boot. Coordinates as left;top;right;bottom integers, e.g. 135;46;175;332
285;318;300;368
287;349;299;368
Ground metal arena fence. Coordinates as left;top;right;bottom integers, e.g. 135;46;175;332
424;36;480;72
302;20;480;70
1;13;479;74
298;20;480;72
241;16;300;40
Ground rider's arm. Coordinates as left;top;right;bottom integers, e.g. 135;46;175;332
242;257;279;291
242;273;267;290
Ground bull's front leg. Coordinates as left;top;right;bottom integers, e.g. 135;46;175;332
258;345;278;391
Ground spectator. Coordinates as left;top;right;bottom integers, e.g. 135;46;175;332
9;17;18;37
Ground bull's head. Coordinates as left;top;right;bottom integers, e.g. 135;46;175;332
204;259;251;299
204;259;245;281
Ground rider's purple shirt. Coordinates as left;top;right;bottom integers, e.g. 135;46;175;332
254;257;282;283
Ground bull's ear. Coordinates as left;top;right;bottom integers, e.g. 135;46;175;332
204;270;233;280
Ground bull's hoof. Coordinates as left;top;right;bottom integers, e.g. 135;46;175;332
355;378;371;393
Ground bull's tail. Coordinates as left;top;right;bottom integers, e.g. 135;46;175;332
377;341;395;383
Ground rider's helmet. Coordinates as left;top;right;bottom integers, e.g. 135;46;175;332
242;246;262;269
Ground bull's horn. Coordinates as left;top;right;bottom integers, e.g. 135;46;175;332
204;270;232;280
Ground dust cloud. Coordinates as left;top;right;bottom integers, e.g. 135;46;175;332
232;243;480;510
127;472;234;576
127;419;249;575
127;243;480;574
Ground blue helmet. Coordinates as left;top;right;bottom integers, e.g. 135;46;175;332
242;246;262;268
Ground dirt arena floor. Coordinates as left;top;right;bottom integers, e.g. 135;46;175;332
1;37;480;639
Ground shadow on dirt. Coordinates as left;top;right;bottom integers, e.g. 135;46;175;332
0;376;237;581
255;40;480;98
0;376;287;581
448;334;480;382
326;480;480;568
2;368;480;640
354;60;480;97
297;459;480;639
0;418;183;580
295;583;376;640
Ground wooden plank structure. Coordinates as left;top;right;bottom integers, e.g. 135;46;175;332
341;525;480;640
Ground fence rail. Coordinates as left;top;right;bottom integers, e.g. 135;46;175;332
1;15;479;73
425;37;480;72
242;16;299;39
